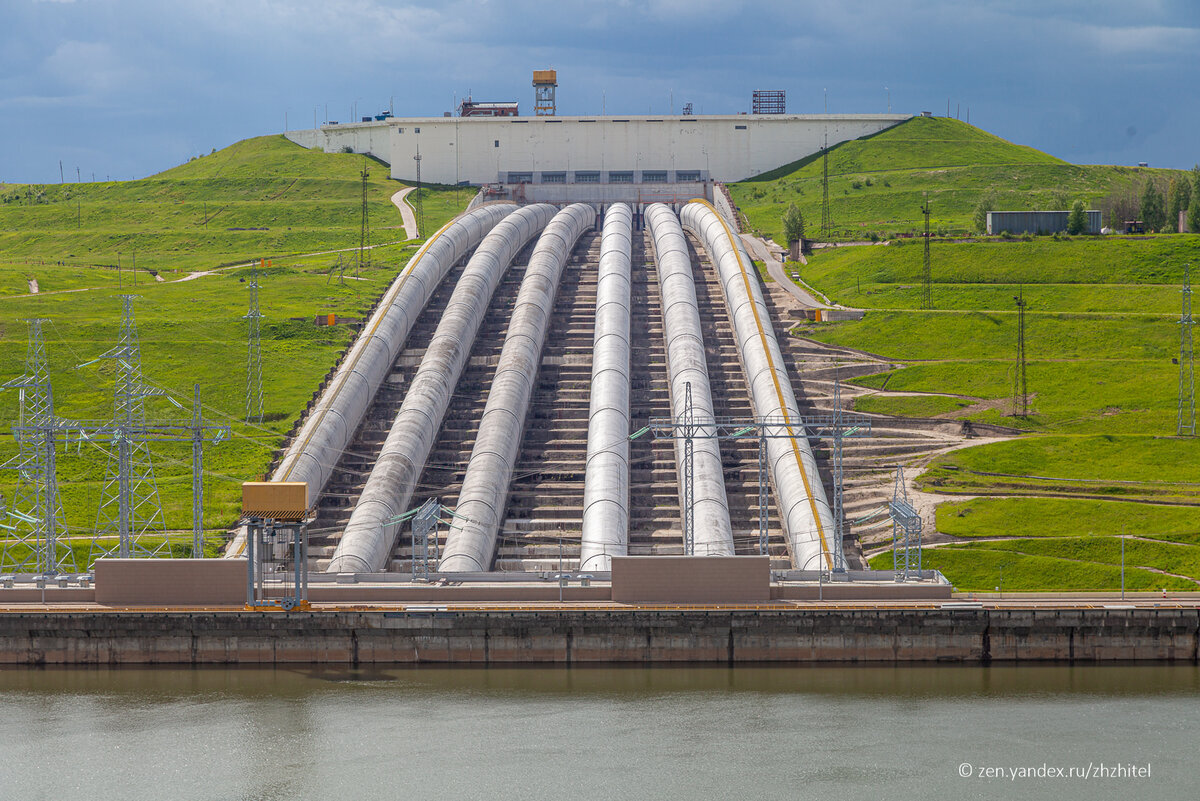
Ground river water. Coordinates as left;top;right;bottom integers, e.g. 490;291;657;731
1;664;1197;800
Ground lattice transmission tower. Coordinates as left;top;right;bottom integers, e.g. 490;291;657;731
90;296;171;561
1179;263;1195;436
0;319;75;575
245;260;264;423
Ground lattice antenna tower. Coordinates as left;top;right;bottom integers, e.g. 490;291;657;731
1179;263;1195;436
358;167;370;278
821;132;831;239
1012;291;1029;417
922;196;932;309
245;259;264;423
91;295;171;561
0;319;75;575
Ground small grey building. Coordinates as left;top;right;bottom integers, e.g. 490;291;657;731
987;210;1102;235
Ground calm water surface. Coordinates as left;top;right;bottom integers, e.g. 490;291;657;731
1;664;1197;800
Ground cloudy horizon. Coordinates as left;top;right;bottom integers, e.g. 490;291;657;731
2;0;1197;184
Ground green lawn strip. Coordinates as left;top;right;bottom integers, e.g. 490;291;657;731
920;436;1200;502
799;237;1198;301
963;537;1200;583
827;278;1181;315
936;497;1200;539
794;310;1177;363
868;544;1196;591
853;393;970;417
0;534;227;569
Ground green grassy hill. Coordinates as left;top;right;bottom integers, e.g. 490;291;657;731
0;136;471;563
730;116;1186;242
760;117;1200;591
0;135;465;282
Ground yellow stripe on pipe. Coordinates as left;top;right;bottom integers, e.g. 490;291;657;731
687;199;833;570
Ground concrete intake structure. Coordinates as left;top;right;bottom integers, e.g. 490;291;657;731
439;203;597;571
681;199;835;570
267;205;514;503
646;203;734;556
327;204;558;573
579;203;633;570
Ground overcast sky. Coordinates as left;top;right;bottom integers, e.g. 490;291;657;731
2;0;1197;184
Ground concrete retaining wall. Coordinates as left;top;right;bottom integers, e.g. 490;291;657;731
0;609;1194;665
285;123;392;163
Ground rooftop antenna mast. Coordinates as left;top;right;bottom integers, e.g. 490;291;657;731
245;260;264;423
1179;263;1195;436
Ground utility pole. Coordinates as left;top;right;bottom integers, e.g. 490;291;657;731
1179;263;1195;436
821;132;831;240
245;260;264;423
922;196;932;309
358;167;370;279
59;161;64;184
1013;291;1029;417
413;135;424;238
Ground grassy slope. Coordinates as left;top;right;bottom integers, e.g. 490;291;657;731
0;135;466;278
0;136;470;554
738;117;1200;589
730;116;1188;242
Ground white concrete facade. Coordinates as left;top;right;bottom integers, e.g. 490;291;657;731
286;114;910;186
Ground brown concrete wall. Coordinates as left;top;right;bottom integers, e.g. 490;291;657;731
611;556;770;603
0;609;1195;665
94;559;245;606
305;585;611;603
771;583;952;601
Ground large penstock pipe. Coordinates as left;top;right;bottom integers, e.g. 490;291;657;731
579;203;632;570
681;199;835;570
327;204;558;573
271;204;514;503
438;203;596;572
226;204;514;558
646;203;734;557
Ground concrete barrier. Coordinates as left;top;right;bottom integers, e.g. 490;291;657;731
94;559;245;606
611;556;770;603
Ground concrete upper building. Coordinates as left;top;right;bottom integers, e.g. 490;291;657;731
286;113;911;187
